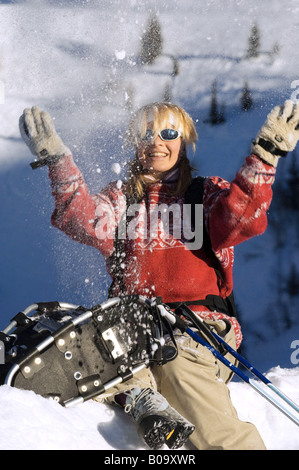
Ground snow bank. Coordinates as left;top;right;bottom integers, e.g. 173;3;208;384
0;366;298;450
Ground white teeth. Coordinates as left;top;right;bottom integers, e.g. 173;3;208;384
149;152;167;157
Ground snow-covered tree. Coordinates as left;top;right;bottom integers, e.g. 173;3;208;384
163;82;172;102
171;57;180;77
246;22;261;58
139;14;163;65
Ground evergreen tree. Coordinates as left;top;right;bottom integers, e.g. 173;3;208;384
171;57;180;77
240;80;253;111
163;82;172;103
246;22;261;58
271;41;280;57
140;14;163;65
208;80;225;125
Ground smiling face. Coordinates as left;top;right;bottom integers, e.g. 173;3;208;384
126;103;198;190
136;122;184;174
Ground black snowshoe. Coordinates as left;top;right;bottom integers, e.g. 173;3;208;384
0;296;177;407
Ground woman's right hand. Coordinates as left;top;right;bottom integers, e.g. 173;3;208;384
19;106;71;166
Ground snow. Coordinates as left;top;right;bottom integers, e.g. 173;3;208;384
0;0;299;451
111;162;122;174
0;366;298;451
115;50;126;61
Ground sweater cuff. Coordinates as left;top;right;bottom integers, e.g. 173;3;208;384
238;154;276;186
48;154;82;182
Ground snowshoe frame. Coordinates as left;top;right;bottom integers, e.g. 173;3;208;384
0;296;177;408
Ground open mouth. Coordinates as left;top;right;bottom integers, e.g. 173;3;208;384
148;152;168;159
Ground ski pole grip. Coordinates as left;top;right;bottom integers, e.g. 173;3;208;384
157;305;176;325
157;305;188;332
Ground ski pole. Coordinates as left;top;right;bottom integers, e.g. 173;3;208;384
186;327;299;427
201;319;299;414
157;305;299;427
179;305;299;416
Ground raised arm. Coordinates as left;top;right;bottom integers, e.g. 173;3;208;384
19;106;119;258
205;100;299;251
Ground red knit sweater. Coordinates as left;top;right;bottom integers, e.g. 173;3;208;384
48;154;275;347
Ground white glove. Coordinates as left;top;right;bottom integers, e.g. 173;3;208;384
251;100;299;167
19;106;71;167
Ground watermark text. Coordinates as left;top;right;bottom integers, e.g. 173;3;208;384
95;203;203;250
290;80;299;103
290;340;299;365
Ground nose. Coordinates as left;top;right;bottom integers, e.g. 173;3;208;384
142;137;163;150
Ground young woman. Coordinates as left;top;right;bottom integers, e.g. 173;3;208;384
19;100;299;450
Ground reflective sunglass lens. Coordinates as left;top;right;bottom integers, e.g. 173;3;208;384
138;128;180;142
160;129;179;140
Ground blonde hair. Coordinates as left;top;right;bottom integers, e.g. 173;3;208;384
126;102;198;199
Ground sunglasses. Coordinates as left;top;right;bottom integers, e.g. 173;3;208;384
138;128;181;142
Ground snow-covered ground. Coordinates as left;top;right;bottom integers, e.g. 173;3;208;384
0;0;299;450
0;366;298;451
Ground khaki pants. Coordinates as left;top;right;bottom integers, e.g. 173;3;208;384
97;320;266;450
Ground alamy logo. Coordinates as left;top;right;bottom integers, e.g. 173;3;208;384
290;80;299;103
0;340;4;364
290;340;299;365
95;203;204;250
